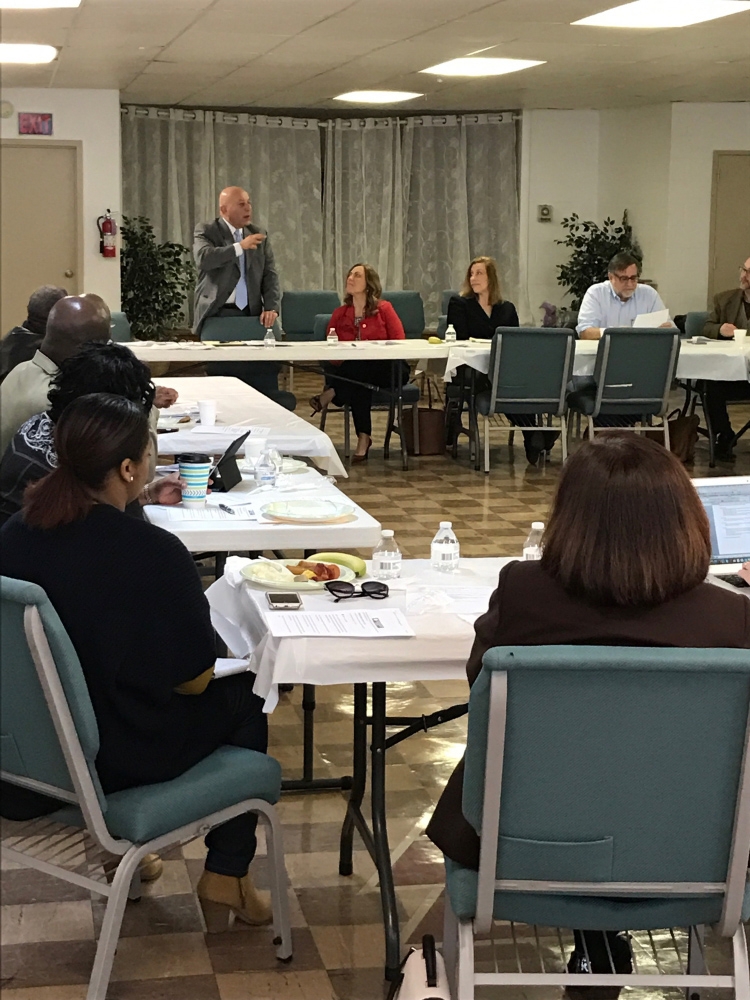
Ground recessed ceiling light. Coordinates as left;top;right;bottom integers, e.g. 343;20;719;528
573;0;750;28
0;43;57;63
421;57;545;77
0;0;80;7
333;90;423;104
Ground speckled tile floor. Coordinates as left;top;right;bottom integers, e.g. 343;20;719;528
2;371;748;998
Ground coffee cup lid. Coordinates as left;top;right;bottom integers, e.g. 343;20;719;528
176;453;211;463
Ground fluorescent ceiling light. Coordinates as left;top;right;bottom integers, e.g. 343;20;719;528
421;57;545;77
0;0;80;6
0;43;57;63
573;0;750;28
333;90;422;103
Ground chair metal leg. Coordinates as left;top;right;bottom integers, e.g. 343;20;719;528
686;925;706;1000
663;415;671;451
484;416;490;473
560;415;568;462
457;918;475;1000
733;922;750;1000
260;807;293;961
508;428;515;447
87;847;144;1000
412;402;420;455
384;403;395;460
319;407;327;433
442;896;458;999
344;405;351;460
587;416;595;440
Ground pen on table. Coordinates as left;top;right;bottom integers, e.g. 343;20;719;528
218;504;235;515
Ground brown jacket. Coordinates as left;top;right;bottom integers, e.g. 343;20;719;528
425;560;750;870
703;287;749;339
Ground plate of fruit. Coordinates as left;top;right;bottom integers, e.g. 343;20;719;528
240;557;358;591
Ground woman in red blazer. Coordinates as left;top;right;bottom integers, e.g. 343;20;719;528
310;263;407;462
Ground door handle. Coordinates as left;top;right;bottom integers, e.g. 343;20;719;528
64;269;74;278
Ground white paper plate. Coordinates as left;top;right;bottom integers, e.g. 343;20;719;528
241;559;355;591
280;458;308;474
260;499;354;523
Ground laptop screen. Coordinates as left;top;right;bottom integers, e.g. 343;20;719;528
693;477;750;567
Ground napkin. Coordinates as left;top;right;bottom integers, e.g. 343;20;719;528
224;556;253;588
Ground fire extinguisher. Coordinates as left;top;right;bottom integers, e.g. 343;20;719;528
97;209;117;258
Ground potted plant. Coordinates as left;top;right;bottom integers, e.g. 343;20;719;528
556;211;642;311
120;216;195;340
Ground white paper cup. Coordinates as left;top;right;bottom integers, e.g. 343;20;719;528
243;436;269;466
198;399;217;426
177;453;212;506
734;328;747;347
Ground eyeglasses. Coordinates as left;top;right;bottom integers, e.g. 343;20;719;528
612;272;639;284
324;580;389;602
740;266;750;275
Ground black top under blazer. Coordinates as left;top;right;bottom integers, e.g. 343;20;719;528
446;295;519;340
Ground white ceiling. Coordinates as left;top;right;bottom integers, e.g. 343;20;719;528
1;0;748;110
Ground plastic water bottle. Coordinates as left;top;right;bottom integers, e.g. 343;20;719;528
327;326;339;346
431;521;460;573
263;327;276;348
254;449;277;487
444;323;457;344
372;529;402;581
523;522;544;560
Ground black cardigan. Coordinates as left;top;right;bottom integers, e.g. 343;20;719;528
446;295;519;340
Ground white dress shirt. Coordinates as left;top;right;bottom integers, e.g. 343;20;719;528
576;280;668;335
220;216;245;306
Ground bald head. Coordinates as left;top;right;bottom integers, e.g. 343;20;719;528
41;294;112;366
219;186;252;229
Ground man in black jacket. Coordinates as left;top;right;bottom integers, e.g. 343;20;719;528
0;285;67;384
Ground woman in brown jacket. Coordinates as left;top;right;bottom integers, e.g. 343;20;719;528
426;434;750;982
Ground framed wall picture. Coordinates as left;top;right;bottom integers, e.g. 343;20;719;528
18;113;53;136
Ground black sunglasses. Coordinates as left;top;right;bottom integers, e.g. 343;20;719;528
324;580;389;602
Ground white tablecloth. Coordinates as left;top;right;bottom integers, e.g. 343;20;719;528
146;466;382;552
206;557;514;710
153;376;346;477
443;340;750;383
130;340;449;364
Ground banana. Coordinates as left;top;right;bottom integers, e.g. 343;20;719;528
306;552;367;577
428;335;443;344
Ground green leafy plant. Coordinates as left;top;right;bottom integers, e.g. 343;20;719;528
120;216;195;340
556;211;642;310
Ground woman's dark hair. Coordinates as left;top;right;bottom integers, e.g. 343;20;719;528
541;435;711;607
24;394;150;530
343;262;382;317
47;341;155;423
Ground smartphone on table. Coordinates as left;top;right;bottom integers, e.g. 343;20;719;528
266;592;303;610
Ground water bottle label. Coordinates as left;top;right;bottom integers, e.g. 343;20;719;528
523;546;541;560
377;559;400;571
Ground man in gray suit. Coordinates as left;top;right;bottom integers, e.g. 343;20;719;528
193;186;280;335
193;186;294;408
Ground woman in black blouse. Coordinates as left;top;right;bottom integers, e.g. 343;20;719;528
447;257;558;465
0;393;271;932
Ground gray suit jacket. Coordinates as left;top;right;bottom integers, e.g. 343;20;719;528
703;287;748;339
192;218;281;335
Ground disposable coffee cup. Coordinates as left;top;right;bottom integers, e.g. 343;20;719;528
244;435;269;467
177;452;212;506
198;399;217;426
734;328;747;347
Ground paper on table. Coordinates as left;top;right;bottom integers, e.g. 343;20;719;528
163;506;256;521
265;608;415;639
213;658;251;679
195;424;271;436
632;309;670;329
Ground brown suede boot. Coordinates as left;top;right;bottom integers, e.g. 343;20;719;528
197;870;273;932
103;852;163;883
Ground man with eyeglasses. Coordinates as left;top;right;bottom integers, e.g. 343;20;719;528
702;257;750;462
576;251;673;340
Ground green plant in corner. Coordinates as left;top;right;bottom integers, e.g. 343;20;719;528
556;211;642;311
120;216;195;340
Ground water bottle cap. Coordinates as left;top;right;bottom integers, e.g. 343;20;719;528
531;521;544;530
382;529;394;537
439;521;452;528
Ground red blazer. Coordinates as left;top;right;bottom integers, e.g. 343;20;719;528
326;301;405;342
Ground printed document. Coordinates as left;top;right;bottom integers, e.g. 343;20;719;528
632;309;670;329
265;609;415;639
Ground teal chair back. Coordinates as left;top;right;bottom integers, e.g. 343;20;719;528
685;310;710;339
442;290;459;314
110;312;132;343
201;316;269;342
590;328;680;419
381;291;425;338
281;291;340;341
436;315;448;339
481;327;575;417
0;577;105;810
457;645;750;932
313;313;333;340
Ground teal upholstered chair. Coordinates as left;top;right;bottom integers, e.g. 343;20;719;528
442;290;459;315
443;645;750;999
109;312;132;343
201;316;271;342
281;291;340;342
436;315;448;339
685;310;710;339
566;328;681;447
381;291;426;338
0;577;292;1000
200;317;295;410
313;312;333;341
476;328;575;472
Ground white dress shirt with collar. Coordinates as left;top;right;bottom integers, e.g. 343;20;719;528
576;280;668;335
220;216;245;306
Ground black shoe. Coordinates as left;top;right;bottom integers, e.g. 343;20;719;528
524;430;546;466
565;931;632;1000
714;433;736;463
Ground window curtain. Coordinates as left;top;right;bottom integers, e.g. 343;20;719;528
122;107;518;324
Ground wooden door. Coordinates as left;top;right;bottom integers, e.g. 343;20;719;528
708;150;750;303
0;141;81;335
